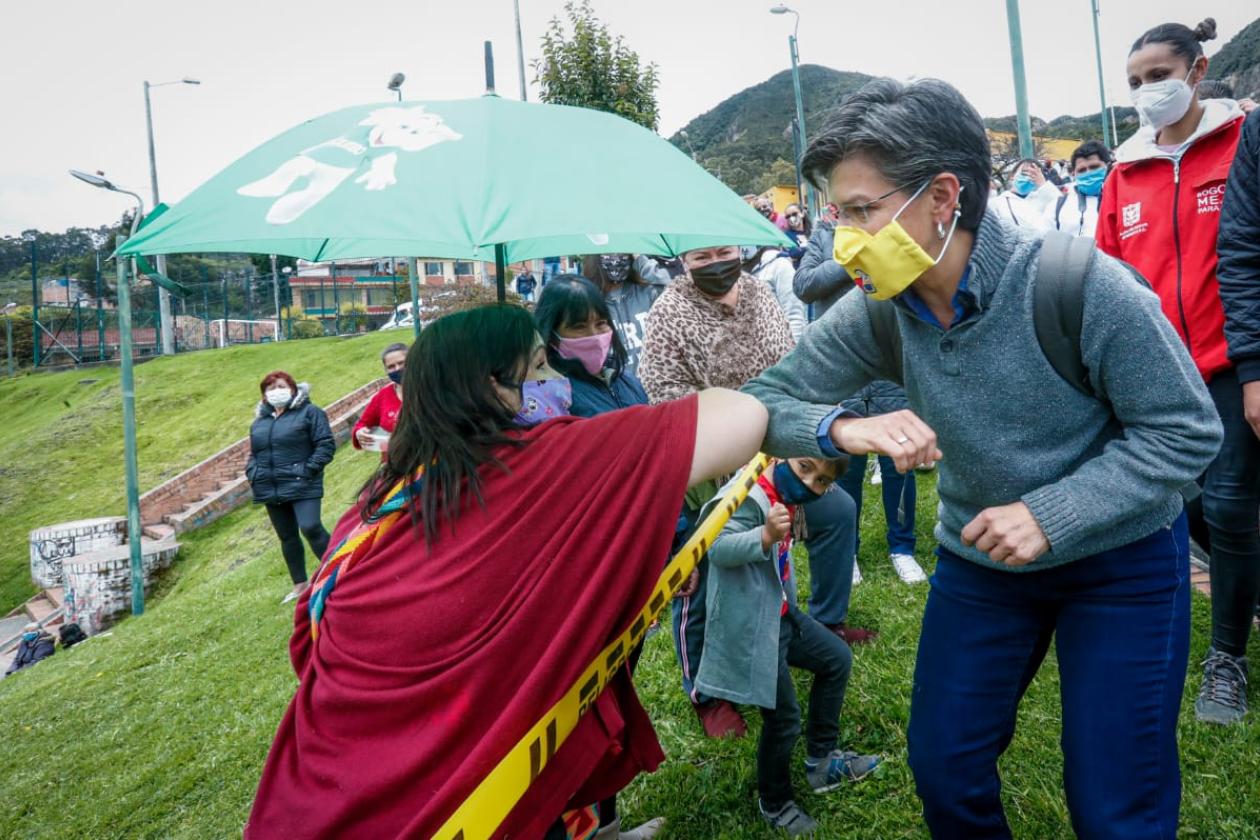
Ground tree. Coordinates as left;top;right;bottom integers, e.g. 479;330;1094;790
753;158;800;195
534;0;660;131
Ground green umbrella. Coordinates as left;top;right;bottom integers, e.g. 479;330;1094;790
117;97;791;280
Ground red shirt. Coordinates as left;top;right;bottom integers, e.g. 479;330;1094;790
351;384;402;448
246;397;697;840
1096;110;1244;381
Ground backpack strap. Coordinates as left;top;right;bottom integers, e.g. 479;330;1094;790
1033;231;1097;398
1054;193;1068;230
864;297;903;381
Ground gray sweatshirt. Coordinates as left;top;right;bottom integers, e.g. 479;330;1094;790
744;209;1223;571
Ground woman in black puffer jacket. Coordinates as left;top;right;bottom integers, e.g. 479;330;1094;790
246;370;336;603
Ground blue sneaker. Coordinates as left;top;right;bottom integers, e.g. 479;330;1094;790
804;749;881;792
759;799;817;837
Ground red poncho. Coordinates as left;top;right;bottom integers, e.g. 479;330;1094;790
246;396;697;839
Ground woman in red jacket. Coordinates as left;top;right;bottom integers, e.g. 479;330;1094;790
1096;17;1253;726
352;342;407;454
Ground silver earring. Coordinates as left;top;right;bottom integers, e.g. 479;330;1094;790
936;221;946;240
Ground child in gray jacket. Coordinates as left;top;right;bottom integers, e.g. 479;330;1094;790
696;455;881;836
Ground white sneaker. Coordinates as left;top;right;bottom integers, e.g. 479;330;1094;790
851;561;863;586
890;553;927;584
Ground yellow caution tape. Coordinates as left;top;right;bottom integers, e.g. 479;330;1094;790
432;453;771;840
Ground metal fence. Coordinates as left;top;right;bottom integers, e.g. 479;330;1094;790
7;269;383;374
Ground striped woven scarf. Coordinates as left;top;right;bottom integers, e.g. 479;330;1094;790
307;472;423;640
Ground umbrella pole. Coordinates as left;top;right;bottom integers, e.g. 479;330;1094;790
495;243;507;304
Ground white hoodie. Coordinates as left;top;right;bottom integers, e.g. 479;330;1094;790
992;180;1060;230
1043;184;1102;238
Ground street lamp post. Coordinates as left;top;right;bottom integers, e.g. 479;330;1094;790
387;72;405;102
770;5;817;216
143;77;199;356
69;169;147;617
1003;0;1035;159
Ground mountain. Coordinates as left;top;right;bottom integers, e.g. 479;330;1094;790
983;108;1142;151
673;15;1260;193
669;65;874;195
1207;15;1260;97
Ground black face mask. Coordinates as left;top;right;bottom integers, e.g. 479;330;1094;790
600;254;631;284
690;258;743;297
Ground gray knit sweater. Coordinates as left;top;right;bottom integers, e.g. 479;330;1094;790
743;209;1223;571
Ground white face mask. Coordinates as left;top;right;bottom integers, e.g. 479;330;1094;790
1131;71;1195;131
265;387;292;408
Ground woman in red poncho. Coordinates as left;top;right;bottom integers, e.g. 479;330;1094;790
246;304;767;839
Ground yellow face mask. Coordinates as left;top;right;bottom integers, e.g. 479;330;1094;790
833;180;962;301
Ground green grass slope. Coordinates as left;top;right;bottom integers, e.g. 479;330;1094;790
0;330;402;611
0;454;1255;838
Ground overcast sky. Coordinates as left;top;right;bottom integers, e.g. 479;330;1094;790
0;0;1248;236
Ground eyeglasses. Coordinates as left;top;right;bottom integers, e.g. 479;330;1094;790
835;182;919;225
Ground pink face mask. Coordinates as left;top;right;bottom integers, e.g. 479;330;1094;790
555;331;614;376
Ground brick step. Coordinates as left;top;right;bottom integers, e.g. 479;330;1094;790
165;476;252;534
45;587;64;608
25;595;55;623
142;523;176;541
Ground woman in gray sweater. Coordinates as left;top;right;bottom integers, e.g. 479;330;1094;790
744;77;1221;839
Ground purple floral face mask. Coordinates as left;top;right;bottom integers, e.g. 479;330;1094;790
513;378;572;426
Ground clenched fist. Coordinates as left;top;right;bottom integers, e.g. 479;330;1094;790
961;501;1049;567
763;502;792;551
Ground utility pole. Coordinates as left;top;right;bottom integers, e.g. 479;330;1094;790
407;257;421;339
30;238;39;367
95;248;105;361
1004;0;1035;159
331;261;341;336
513;0;528;101
143;81;175;355
270;255;282;341
1089;0;1113;146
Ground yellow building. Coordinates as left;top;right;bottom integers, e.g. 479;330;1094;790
987;130;1084;163
758;185;802;216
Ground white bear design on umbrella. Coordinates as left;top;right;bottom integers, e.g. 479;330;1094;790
237;106;462;225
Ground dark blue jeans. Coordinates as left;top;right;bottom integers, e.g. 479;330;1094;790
1202;369;1260;656
838;453;917;556
673;486;857;702
907;515;1190;840
758;606;853;809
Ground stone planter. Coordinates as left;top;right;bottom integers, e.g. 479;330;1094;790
62;539;180;635
28;517;127;588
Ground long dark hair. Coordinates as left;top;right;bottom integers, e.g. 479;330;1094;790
533;274;628;381
361;304;536;544
1130;18;1216;64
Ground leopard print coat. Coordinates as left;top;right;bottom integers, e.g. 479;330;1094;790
639;273;796;404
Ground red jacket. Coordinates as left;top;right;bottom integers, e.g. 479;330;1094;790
350;383;402;448
1096;101;1245;381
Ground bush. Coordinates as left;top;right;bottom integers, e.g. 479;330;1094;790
0;311;35;368
288;317;325;340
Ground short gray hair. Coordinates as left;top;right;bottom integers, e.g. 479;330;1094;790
802;78;991;230
381;342;409;361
